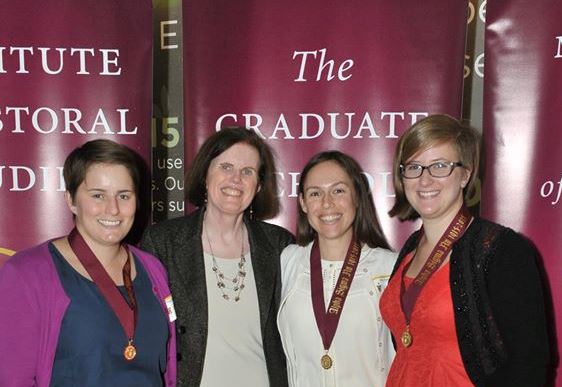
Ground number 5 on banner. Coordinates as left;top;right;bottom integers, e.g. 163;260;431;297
152;117;180;148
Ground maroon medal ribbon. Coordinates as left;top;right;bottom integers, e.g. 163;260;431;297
310;236;361;369
68;228;138;360
399;205;472;348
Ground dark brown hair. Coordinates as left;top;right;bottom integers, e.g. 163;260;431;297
185;127;280;220
64;139;140;200
296;151;390;249
388;114;480;221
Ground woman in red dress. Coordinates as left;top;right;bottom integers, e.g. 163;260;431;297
380;114;549;387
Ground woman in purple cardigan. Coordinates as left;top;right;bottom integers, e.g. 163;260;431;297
0;139;176;387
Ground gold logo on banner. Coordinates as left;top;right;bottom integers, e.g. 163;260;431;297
0;247;16;257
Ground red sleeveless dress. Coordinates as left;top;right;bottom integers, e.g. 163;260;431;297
380;253;474;386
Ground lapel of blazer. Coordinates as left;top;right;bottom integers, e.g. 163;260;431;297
245;217;276;333
175;209;208;384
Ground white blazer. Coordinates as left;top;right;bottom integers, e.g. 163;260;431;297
277;242;397;387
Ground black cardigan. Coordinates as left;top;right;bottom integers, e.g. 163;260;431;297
141;208;294;387
391;218;549;387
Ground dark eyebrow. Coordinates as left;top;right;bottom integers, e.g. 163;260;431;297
86;189;134;194
304;181;349;192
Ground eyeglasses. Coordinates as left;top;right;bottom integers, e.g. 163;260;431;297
400;161;464;179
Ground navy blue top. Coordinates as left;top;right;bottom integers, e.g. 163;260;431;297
49;243;168;387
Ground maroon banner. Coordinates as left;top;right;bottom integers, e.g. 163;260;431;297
0;0;152;259
482;1;562;384
182;0;468;250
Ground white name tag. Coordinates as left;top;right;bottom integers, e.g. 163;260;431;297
164;295;177;322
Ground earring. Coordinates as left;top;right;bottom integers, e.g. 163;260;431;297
249;205;254;220
204;191;208;204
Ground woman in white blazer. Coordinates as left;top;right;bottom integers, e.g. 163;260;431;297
277;151;397;387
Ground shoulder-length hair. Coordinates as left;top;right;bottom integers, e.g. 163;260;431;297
185;127;280;220
296;151;390;249
388;114;481;221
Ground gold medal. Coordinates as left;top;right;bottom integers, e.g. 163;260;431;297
124;341;137;361
401;329;412;348
321;353;333;369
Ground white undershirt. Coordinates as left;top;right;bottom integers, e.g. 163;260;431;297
200;252;269;387
321;259;345;306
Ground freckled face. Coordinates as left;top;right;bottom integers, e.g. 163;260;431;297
205;142;261;217
299;161;357;245
402;142;471;222
66;163;136;248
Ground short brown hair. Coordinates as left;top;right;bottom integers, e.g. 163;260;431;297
296;151;390;249
388;114;480;221
185;127;280;220
63;139;141;200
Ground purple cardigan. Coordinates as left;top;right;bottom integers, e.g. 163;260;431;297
0;241;177;387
